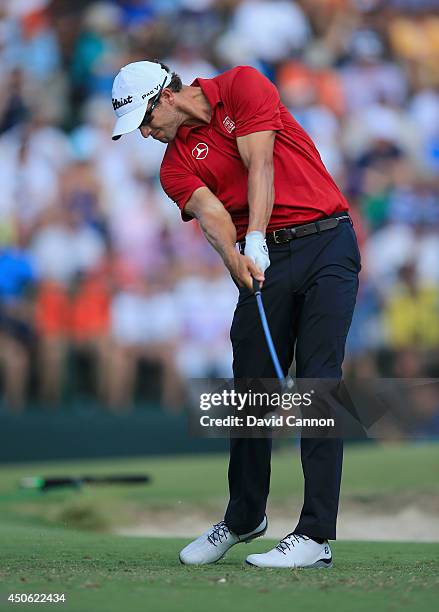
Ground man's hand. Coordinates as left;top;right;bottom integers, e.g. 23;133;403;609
224;251;264;291
244;231;270;273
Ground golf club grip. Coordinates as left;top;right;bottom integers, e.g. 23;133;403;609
252;277;261;294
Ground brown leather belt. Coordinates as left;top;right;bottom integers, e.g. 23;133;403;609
239;214;351;251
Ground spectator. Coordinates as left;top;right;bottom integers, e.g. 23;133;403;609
0;0;438;411
383;264;439;349
0;68;28;135
174;261;236;379
217;0;310;73
0;229;36;410
69;271;111;403
34;279;70;405
30;207;106;286
70;2;125;110
108;274;183;410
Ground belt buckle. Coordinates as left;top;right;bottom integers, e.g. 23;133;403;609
272;229;282;244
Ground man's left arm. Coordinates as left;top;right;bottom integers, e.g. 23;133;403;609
237;130;276;274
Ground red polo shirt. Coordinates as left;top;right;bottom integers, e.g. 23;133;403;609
160;66;348;241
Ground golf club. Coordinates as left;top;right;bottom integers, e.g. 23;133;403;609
252;278;294;391
19;474;151;491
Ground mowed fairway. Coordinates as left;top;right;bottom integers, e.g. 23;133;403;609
1;525;438;612
0;443;438;611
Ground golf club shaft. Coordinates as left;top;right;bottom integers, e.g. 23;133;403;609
252;278;287;384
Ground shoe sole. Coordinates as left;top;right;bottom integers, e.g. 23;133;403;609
245;557;333;569
240;522;268;544
179;520;268;566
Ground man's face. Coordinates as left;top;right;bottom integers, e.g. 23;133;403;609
138;92;179;143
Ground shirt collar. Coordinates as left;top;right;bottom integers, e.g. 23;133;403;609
177;77;222;143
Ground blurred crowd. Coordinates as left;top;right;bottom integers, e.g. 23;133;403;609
0;0;438;417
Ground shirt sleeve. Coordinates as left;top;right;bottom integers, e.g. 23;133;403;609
228;66;284;137
160;148;206;221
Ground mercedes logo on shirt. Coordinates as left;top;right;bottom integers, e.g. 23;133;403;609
192;142;209;160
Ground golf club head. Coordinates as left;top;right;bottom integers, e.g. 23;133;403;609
281;375;295;392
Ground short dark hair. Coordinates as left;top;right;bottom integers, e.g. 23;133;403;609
153;59;182;92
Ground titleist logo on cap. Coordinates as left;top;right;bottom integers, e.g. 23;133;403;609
112;95;133;110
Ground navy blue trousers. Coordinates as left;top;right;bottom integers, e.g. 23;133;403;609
224;218;361;540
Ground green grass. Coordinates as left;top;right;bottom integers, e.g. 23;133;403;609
0;443;437;531
0;443;438;504
0;443;438;610
0;523;438;612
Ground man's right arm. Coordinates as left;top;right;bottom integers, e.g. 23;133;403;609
185;186;264;291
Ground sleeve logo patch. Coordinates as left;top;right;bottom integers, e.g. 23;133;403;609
223;116;236;133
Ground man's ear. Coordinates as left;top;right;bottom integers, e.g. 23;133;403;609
161;88;174;105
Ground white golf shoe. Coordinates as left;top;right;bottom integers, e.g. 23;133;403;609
179;516;267;565
246;533;332;569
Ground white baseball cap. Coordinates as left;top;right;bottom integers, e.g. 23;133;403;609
111;61;172;140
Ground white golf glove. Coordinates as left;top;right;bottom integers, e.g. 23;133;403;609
244;231;270;273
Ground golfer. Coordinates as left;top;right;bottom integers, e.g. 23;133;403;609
111;61;361;568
